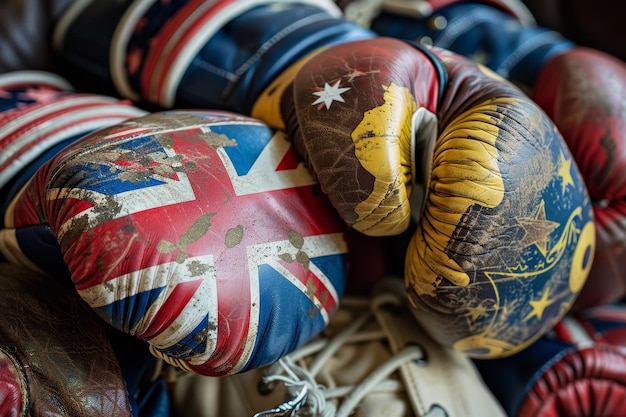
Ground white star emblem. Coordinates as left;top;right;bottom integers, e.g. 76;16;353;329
311;80;351;110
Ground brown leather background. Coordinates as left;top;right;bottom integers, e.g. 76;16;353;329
0;263;132;416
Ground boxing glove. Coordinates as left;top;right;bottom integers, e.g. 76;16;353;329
532;48;626;310
0;70;148;272
0;262;170;417
0;73;350;376
474;303;626;417
359;0;626;309
52;0;594;358
270;37;597;357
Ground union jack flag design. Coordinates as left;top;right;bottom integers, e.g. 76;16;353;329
9;110;349;376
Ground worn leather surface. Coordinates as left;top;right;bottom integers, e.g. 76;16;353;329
0;262;132;416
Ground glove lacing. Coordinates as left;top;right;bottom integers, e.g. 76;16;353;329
252;287;428;417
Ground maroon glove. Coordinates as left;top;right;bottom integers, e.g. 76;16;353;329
355;0;626;310
532;47;626;310
262;38;595;358
475;302;626;417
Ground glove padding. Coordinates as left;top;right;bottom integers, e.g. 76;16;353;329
1;107;349;376
52;0;372;109
267;37;595;358
0;70;148;274
0;70;146;197
475;303;626;417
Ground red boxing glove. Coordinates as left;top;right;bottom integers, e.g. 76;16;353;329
475;303;626;417
532;47;626;310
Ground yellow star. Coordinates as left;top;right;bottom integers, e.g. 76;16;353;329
557;150;575;193
467;304;489;322
525;288;554;321
518;200;560;256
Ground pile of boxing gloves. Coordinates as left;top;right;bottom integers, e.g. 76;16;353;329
1;0;625;416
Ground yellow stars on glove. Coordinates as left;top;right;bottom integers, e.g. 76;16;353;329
525;288;555;321
518;200;560;257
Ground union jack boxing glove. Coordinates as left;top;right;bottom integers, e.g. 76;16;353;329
354;0;626;310
52;0;595;359
474;303;626;417
0;71;350;376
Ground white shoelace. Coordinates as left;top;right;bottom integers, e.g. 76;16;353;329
252;290;428;417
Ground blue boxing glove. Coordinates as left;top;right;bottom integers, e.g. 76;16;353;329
53;0;373;112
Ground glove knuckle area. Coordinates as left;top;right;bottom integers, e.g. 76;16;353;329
517;346;626;417
405;77;596;359
291;37;440;236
